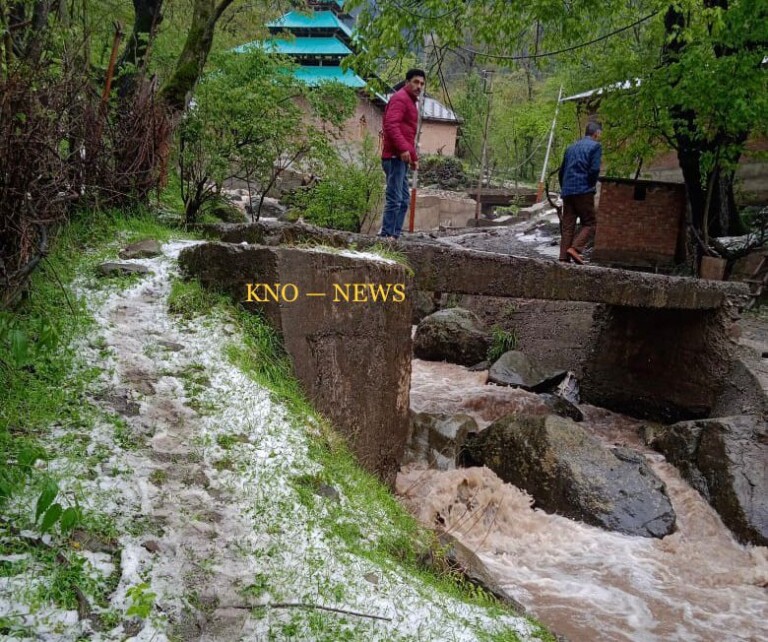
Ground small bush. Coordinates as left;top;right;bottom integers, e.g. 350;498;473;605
419;155;471;189
487;326;518;362
298;135;383;232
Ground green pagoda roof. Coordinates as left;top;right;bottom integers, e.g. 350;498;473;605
267;11;353;38
263;37;352;56
293;66;366;88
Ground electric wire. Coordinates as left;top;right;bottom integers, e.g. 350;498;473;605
453;10;660;61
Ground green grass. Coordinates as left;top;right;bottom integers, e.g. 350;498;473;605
0;206;185;627
365;241;415;276
168;279;223;319
487;326;519;363
178;285;555;640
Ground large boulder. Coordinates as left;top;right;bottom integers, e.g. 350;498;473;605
97;262;150;277
404;412;478;470
488;350;568;392
538;393;584;422
248;196;287;220
414;308;490;366
211;202;247;223
648;415;768;546
118;239;162;259
462;415;676;538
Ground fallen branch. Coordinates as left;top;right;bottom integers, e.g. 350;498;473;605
227;602;392;622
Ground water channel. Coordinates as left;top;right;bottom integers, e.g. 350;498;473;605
400;359;768;642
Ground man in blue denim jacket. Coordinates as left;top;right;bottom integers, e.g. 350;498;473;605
558;122;603;264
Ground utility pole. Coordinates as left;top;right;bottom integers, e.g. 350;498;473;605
474;69;494;221
536;84;563;203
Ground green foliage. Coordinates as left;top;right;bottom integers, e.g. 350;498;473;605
591;2;768;169
126;582;156;619
0;207;172;543
297;134;384;232
178;47;355;224
487;326;518;363
0;222;92;527
306;81;359;130
452;71;575;182
348;0;622;71
0;312;60;371
168;278;223;319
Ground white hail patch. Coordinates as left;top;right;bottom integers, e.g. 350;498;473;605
3;237;538;642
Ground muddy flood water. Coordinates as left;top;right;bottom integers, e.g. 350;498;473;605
400;360;768;642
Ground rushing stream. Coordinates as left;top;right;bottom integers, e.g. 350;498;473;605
400;360;768;642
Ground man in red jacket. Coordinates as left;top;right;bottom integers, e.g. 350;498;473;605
380;68;425;239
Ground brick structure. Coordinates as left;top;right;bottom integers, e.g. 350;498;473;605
594;177;687;269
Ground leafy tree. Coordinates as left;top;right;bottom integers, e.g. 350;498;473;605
297;134;384;232
178;48;356;224
574;0;768;244
348;0;768;251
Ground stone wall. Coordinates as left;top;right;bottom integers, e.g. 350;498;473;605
456;296;598;378
594;178;687;269
179;243;413;485
362;189;478;235
460;295;735;422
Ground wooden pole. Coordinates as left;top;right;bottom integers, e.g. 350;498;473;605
101;22;124;107
407;93;425;233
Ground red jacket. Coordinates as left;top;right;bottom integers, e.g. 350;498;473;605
382;87;419;161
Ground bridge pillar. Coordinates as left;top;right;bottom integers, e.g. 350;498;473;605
581;305;733;422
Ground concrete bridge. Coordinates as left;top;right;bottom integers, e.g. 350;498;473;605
189;221;755;442
209;220;747;311
400;243;746;310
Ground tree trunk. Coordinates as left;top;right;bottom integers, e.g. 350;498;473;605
119;0;164;71
160;0;235;113
7;0;55;62
676;138;744;241
663;3;744;242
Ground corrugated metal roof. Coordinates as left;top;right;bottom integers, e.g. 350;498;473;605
293;66;366;88
267;11;353;38
422;96;460;123
384;92;460;124
261;37;352;56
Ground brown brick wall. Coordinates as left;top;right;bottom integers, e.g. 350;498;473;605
594;180;687;267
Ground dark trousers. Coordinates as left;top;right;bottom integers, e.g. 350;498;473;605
380;158;411;238
560;193;597;260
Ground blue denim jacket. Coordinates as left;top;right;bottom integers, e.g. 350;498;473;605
559;137;602;197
